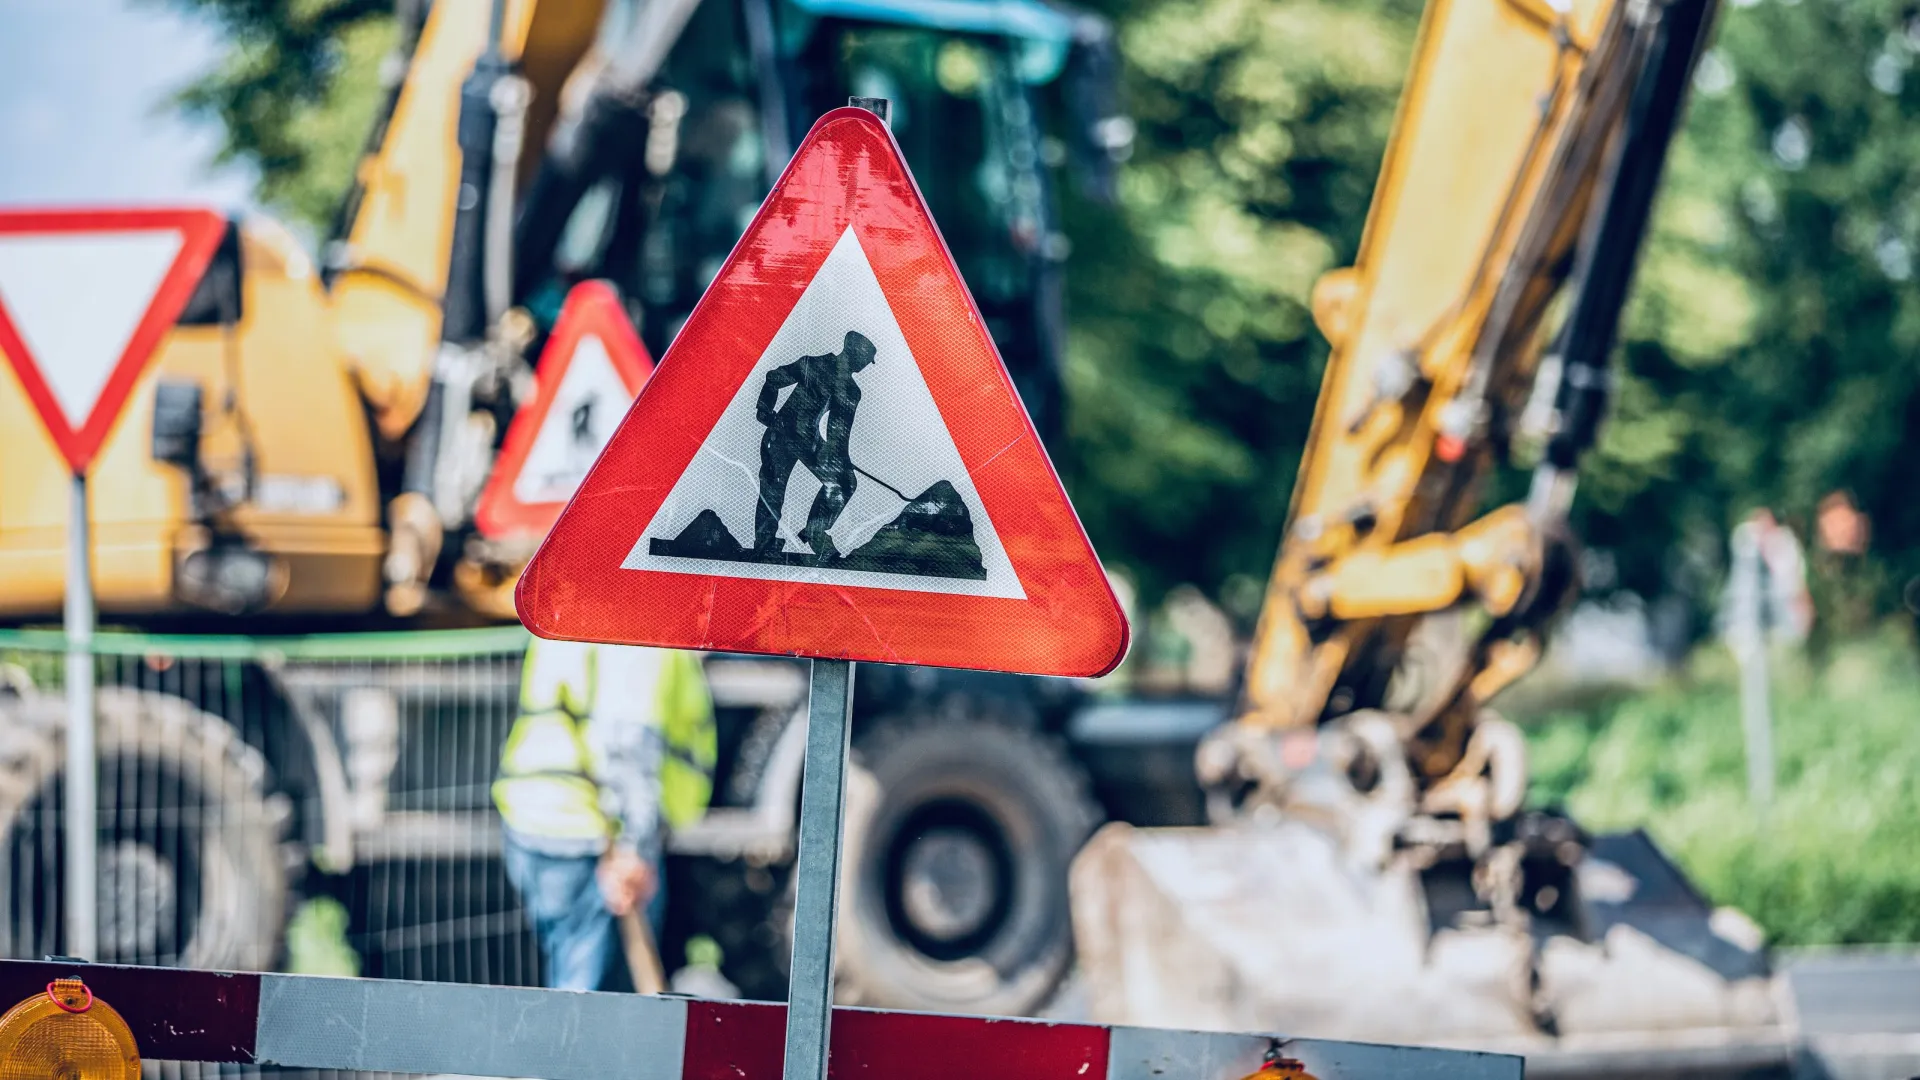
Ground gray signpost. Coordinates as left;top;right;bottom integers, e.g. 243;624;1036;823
64;474;97;961
781;658;856;1080
1722;512;1810;817
777;94;892;1080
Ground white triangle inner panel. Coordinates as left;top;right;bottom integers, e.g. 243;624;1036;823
513;334;635;504
0;229;185;428
625;226;1026;600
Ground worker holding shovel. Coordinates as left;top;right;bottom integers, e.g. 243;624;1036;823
494;639;716;992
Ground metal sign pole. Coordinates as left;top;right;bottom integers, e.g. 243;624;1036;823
1737;637;1775;813
63;473;97;960
1725;518;1774;817
781;658;856;1080
779;94;892;1080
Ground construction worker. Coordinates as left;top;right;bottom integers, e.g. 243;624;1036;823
753;329;877;558
493;638;716;992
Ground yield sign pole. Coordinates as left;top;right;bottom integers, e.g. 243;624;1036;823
64;473;96;961
781;93;890;1080
0;207;227;960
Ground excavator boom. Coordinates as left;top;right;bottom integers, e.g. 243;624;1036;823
1203;0;1719;806
1071;0;1793;1072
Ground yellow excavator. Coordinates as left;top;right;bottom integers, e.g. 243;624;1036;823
0;0;1126;625
1071;0;1794;1071
0;0;1138;1006
0;0;602;623
0;0;1802;1053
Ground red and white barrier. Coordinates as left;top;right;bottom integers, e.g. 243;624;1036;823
0;959;1518;1079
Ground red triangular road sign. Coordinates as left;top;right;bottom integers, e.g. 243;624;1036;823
516;108;1128;677
476;281;655;540
0;208;228;474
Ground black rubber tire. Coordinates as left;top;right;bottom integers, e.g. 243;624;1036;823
0;688;288;969
837;707;1101;1015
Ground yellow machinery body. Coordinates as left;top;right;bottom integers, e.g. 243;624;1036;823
0;223;384;618
1238;0;1616;764
0;0;604;624
1198;0;1708;807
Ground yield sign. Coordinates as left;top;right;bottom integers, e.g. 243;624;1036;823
0;208;228;474
516;107;1128;677
476;281;655;539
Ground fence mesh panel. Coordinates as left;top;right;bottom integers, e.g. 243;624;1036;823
0;627;545;1078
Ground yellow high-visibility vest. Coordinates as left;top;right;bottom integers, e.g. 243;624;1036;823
492;639;716;842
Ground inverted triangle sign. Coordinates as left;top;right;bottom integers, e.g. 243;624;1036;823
476;280;655;539
0;208;227;474
517;107;1128;677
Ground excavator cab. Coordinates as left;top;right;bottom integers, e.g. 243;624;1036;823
515;0;1127;446
308;0;1128;620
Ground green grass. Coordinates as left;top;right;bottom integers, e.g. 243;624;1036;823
1521;627;1920;947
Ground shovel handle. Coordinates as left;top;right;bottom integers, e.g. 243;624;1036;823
617;908;667;994
850;462;910;501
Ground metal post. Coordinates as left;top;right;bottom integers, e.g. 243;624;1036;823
782;658;855;1080
782;96;886;1080
63;473;97;960
848;97;891;126
1726;518;1774;816
1738;639;1775;813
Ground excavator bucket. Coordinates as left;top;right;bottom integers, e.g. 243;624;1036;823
1070;821;1793;1076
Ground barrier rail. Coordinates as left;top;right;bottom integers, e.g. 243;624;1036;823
0;958;1523;1080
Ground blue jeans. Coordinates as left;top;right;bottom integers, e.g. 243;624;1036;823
502;834;666;992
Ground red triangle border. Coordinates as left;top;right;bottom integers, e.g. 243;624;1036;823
517;108;1127;677
476;280;655;540
0;207;228;475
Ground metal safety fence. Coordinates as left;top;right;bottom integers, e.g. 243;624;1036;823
0;626;543;1077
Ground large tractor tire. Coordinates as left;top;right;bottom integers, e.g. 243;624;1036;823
0;687;288;970
834;706;1101;1016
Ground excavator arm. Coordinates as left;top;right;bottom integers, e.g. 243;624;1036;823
326;0;628;616
329;0;607;443
1070;3;1793;1060
1201;0;1719;814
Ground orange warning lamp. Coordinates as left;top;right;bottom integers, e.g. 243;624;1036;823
1234;1049;1320;1080
0;978;140;1080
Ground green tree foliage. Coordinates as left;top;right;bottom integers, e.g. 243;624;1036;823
1058;0;1421;605
161;0;1920;629
1569;0;1920;626
159;0;395;230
